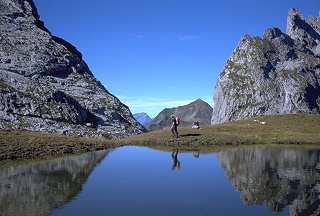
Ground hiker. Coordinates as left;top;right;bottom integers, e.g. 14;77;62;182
170;115;178;138
171;148;180;170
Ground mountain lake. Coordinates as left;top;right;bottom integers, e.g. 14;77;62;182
0;145;319;216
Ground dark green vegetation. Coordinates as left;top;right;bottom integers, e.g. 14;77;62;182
1;114;319;163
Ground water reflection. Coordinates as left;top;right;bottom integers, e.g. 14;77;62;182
193;152;200;158
0;146;319;216
216;146;320;216
171;148;180;171
0;150;110;216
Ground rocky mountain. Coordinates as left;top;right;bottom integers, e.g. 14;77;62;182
133;112;152;125
0;0;147;138
212;8;320;124
145;99;212;131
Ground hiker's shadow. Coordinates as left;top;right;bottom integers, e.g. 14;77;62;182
180;134;201;137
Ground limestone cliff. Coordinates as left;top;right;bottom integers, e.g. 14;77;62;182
0;0;147;138
212;8;320;124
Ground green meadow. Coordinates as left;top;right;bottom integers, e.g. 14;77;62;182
1;113;319;163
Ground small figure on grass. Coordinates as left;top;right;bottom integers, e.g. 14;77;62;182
170;115;179;138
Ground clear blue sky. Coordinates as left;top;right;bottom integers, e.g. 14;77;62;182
33;0;319;118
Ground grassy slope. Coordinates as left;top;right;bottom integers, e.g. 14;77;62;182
0;129;118;161
119;113;320;150
1;113;319;162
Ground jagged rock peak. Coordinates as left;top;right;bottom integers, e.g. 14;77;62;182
286;8;307;37
0;0;147;138
286;8;320;55
212;8;320;125
0;0;50;34
0;0;38;19
286;8;320;37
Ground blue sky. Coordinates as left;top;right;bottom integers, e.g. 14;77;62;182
33;0;319;118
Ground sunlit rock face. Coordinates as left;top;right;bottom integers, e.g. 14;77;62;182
0;150;110;216
0;0;147;138
212;8;320;124
216;147;320;216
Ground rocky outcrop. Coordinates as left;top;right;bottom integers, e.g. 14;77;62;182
0;0;147;138
212;8;320;124
145;99;212;131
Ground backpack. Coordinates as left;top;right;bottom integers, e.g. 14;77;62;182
175;116;180;125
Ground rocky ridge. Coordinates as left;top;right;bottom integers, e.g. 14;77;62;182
145;99;212;131
0;0;147;138
212;8;320;124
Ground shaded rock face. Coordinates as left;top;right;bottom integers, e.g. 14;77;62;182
212;8;320;124
0;0;147;138
145;99;212;131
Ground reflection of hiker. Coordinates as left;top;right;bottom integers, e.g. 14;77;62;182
170;115;178;138
171;149;180;170
193;152;200;158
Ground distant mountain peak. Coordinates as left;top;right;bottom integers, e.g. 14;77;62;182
145;99;212;131
133;112;152;125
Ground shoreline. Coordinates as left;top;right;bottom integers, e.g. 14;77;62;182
1;114;320;164
0;129;118;162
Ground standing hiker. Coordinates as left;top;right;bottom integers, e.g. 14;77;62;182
170;115;179;138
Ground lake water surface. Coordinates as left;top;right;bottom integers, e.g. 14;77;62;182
0;145;319;216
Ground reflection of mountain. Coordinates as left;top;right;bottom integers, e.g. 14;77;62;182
216;146;320;216
0;150;110;216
